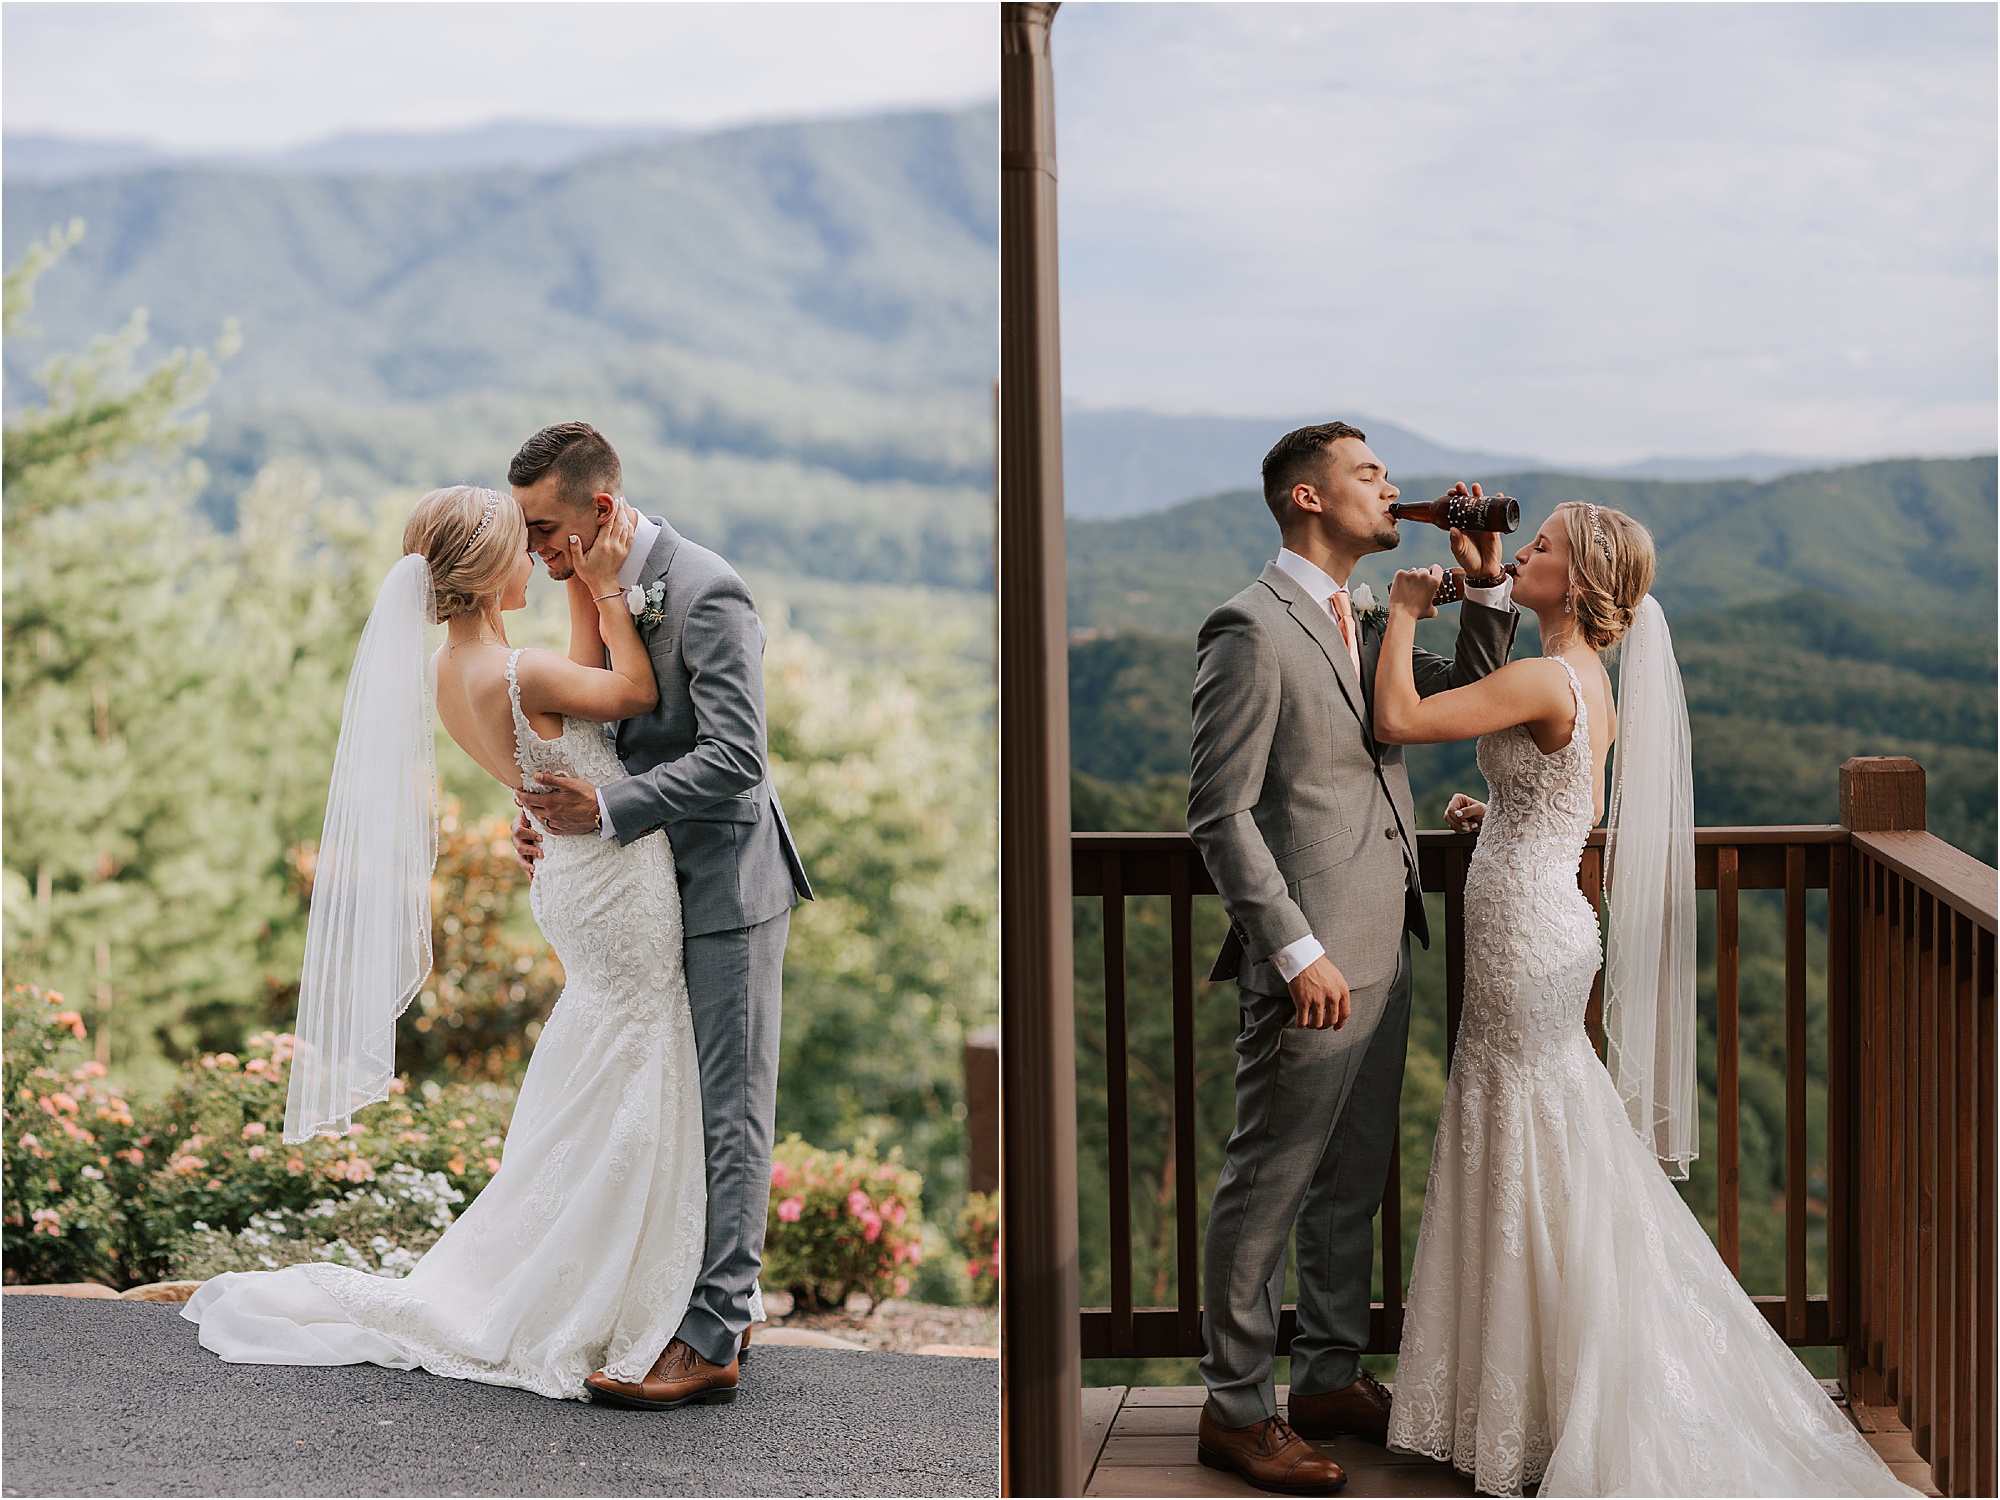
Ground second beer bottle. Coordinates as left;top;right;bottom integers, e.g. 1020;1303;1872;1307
1389;492;1521;532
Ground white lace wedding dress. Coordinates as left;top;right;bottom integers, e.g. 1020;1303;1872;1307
184;650;710;1400
1386;660;1916;1497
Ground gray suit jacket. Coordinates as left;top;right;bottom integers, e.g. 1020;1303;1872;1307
1188;563;1517;998
598;518;812;938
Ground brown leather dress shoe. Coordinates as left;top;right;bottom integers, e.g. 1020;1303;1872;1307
1288;1371;1393;1445
1196;1407;1348;1495
584;1337;738;1410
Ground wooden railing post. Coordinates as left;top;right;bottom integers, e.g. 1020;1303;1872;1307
1840;756;1924;1409
1841;756;1927;834
1000;4;1082;1491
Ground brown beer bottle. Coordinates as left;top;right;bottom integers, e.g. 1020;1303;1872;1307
1389;492;1521;533
1432;562;1520;605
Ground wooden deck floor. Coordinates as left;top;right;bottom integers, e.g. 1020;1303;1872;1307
1081;1383;1942;1497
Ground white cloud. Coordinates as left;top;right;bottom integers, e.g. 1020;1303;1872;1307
1051;2;1996;465
3;1;996;150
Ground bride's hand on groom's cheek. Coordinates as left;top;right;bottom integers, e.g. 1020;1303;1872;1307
584;503;638;581
1287;956;1352;1031
1390;567;1442;619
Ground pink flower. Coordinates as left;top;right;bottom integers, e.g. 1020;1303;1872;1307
241;1122;266;1138
31;1208;62;1235
886;1200;907;1227
770;1162;792;1190
777;1197;804;1223
285;1157;306;1175
483;1157;501;1172
170;1155;206;1175
846;1189;871;1216
859;1210;883;1243
246;1145;268;1161
70;1061;107;1080
342;1158;375;1183
966;1258;985;1281
52;1012;86;1040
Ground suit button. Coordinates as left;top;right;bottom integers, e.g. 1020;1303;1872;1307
1384;827;1397;840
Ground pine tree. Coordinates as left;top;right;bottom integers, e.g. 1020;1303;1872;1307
1;224;285;1089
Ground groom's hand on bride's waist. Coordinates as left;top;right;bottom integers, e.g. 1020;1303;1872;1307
515;775;603;837
1288;956;1352;1031
509;809;543;876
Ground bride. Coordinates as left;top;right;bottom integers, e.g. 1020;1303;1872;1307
184;485;714;1403
1369;503;1915;1496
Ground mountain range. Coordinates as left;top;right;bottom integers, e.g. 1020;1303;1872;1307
1066;457;1997;635
1059;406;1872;520
4;122;692;183
1064;455;1997;860
4;107;997;591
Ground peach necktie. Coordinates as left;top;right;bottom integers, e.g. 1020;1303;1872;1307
1329;590;1361;677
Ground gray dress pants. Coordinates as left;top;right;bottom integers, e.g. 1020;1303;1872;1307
1198;940;1412;1427
673;907;790;1367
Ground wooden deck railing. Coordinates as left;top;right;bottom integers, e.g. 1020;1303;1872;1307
1071;757;1995;1496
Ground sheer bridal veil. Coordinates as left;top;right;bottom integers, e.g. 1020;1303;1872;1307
1602;594;1698;1179
284;554;440;1143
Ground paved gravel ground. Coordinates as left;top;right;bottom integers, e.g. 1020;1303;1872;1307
2;1297;998;1497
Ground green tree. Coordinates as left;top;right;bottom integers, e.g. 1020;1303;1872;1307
766;608;997;1221
2;226;274;1090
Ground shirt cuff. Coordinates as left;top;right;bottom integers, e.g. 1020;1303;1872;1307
1270;934;1325;983
596;789;618;841
1463;576;1515;609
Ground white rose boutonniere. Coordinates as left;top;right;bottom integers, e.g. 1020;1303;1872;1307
1350;583;1387;632
628;580;667;630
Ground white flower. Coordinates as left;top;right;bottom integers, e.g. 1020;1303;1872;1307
1351;583;1376;610
624;584;646;615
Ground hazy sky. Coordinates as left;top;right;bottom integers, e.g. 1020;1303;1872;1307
3;2;994;149
1052;3;1996;467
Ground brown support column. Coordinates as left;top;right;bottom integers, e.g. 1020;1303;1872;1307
1000;4;1083;1494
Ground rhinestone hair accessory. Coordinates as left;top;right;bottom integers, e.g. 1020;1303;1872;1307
1585;502;1608;555
466;490;501;548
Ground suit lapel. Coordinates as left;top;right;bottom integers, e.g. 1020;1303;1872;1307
612;518;682;755
1358;612;1381;746
638;517;682;591
1260;563;1368;733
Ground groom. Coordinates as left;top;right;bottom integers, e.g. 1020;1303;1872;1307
505;422;812;1410
1188;422;1516;1492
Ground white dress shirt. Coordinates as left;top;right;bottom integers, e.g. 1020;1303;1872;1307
595;509;661;839
1264;547;1514;984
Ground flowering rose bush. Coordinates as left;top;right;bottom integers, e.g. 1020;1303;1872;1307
135;1030;515;1274
166;1163;463;1280
2;984;149;1284
3;982;517;1287
761;1136;927;1312
956;1191;999;1307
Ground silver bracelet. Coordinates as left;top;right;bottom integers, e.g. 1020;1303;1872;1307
592;590;624;603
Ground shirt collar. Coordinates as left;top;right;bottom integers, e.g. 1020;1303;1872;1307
1274;547;1347;607
615;511;661;590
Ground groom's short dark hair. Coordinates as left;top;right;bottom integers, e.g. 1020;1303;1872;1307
1261;421;1367;527
508;422;622;510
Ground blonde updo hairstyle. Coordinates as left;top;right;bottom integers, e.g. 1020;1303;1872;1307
401;486;525;622
1553;501;1655;651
